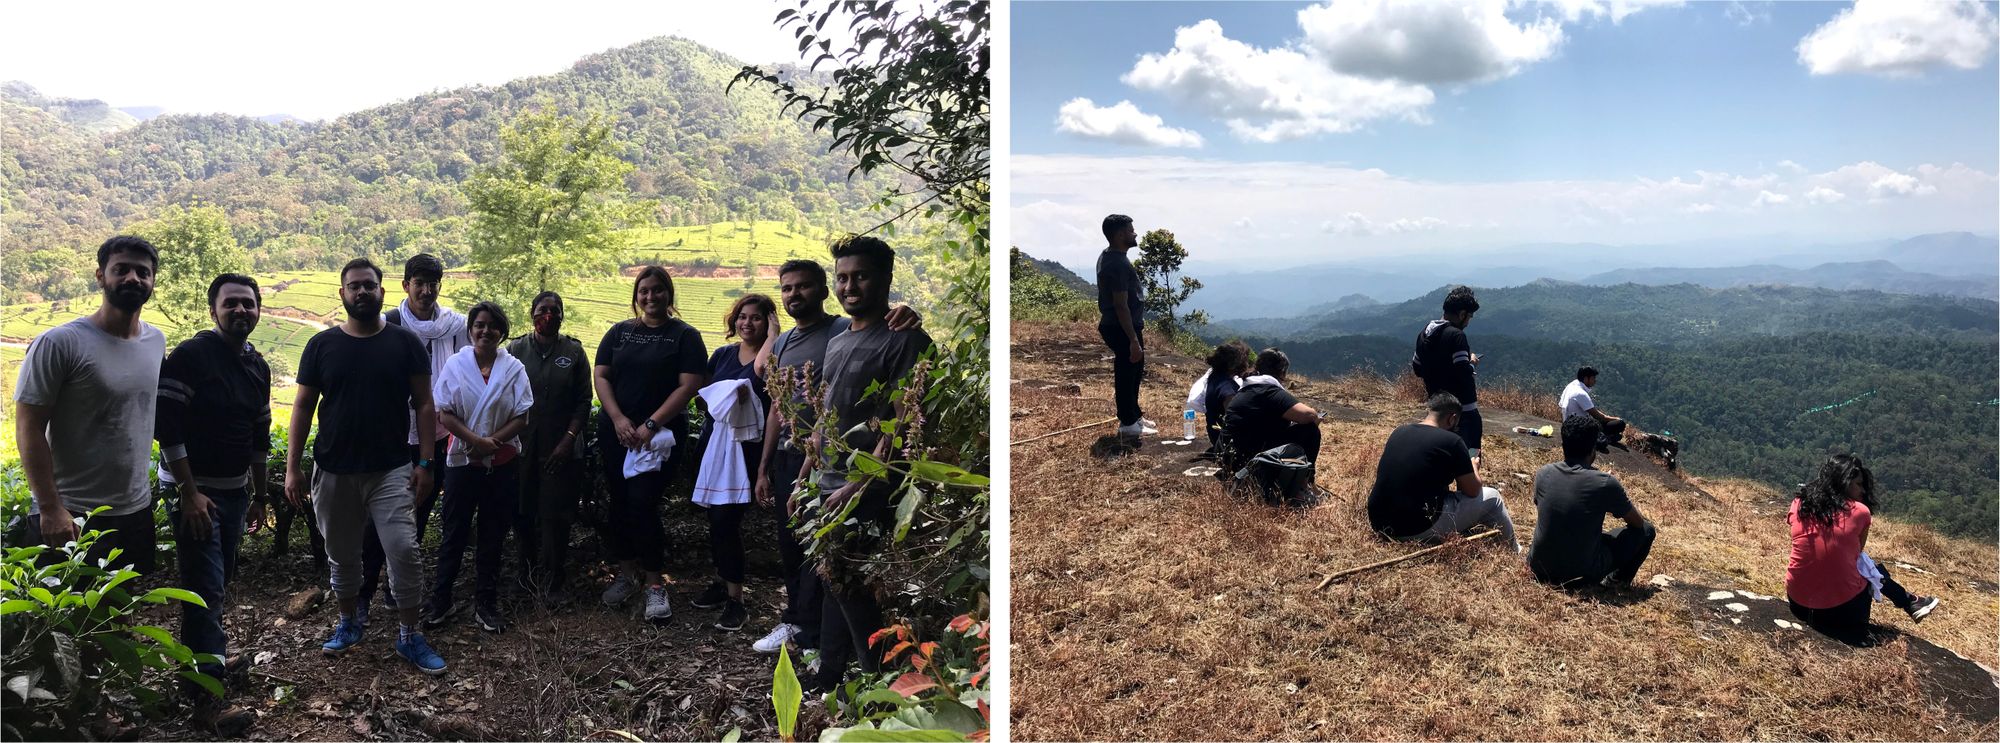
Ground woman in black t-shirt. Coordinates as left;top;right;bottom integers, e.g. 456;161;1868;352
689;293;780;632
592;266;708;623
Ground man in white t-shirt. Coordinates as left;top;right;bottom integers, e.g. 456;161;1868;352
1559;367;1627;452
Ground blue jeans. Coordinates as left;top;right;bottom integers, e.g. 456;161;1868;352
175;486;251;688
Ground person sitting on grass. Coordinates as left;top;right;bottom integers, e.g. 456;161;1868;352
1527;415;1655;589
1198;340;1251;456
1220;349;1322;470
1785;454;1941;646
1559;366;1627;452
1365;392;1519;552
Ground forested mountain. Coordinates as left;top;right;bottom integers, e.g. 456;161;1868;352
1209;282;1999;539
0;81;139;133
1582;259;1998;300
0;37;903;302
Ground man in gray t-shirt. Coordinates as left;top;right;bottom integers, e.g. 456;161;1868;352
1527;415;1656;589
12;236;167;573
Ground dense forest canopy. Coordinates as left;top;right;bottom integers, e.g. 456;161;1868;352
0;36;910;303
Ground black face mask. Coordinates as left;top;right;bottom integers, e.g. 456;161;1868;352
106;281;151;312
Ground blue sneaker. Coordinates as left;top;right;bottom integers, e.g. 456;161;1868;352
395;632;447;676
321;617;363;656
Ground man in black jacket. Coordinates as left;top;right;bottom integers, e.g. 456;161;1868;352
1412;286;1483;462
157;274;270;736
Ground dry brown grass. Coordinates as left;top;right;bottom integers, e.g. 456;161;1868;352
1010;321;1999;742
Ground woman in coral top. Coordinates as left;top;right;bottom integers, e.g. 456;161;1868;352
1785;454;1941;645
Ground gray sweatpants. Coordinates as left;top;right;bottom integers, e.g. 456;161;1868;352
1413;486;1521;552
314;465;424;608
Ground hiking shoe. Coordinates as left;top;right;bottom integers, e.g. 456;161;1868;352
691;582;729;609
223;654;251;690
715;600;748;632
320;616;363;655
1137;418;1160;435
1906;595;1941;622
753;623;802;653
191;699;257;738
395;633;447;676
601;574;641;607
643;584;673;622
474;603;506;633
420;601;457;629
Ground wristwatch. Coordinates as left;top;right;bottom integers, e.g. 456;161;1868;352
416;458;436;472
643;418;662;432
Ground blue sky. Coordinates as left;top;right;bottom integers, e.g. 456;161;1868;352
1010;1;2000;268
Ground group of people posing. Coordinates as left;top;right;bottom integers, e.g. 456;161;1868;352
13;234;930;735
1094;214;1943;649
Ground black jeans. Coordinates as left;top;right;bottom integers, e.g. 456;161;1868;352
430;462;518;611
25;505;157;576
175;487;250;693
1099;325;1145;426
705;442;762;586
1456;407;1484;455
359;438;447;610
771;448;822;644
809;488;890;693
1790;567;1917;645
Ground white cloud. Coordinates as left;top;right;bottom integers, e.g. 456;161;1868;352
1055;98;1205;148
1295;0;1565;84
1724;1;1771;27
1797;0;1997;77
1540;0;1685;24
1122;20;1435;142
1009;154;1997;267
1233;216;1256;229
1776;159;1807;174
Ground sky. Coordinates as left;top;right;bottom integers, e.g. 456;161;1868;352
0;0;823;121
1010;0;2000;271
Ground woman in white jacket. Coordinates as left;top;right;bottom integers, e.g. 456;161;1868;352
423;302;532;633
691;294;780;632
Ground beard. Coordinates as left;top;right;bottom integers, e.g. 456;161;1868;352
343;295;382;320
105;282;151;312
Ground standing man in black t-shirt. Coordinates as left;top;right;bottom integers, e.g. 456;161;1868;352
809;236;932;694
1528;415;1656;589
1365;392;1519;552
1412;286;1483;463
1096;214;1153;438
1220;349;1323;469
284;258;447;675
157;273;269;735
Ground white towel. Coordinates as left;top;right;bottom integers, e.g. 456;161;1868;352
433;348;533;468
1187;369;1211;410
1857;552;1884;602
693;379;765;506
622;428;678;478
1242;374;1284;389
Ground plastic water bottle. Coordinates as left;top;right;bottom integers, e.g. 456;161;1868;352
1182;408;1197;440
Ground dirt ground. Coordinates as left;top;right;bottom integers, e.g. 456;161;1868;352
1009;320;1999;742
120;498;816;742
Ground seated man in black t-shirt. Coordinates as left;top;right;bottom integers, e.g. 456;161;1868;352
1527;415;1656;589
1220;349;1323;470
1365;392;1520;552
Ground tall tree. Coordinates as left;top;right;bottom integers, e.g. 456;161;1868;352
463;106;651;313
131;203;249;344
1136;228;1207;334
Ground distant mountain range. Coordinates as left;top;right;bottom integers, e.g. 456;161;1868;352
1;80;139;133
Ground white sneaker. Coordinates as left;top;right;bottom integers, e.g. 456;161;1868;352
601;574;640;607
643;585;672;622
753;623;802;653
1138;418;1160;434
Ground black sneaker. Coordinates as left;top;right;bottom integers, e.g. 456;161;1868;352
691;582;729;610
474;603;506;633
1906;595;1941;623
715;600;748;632
420;601;457;629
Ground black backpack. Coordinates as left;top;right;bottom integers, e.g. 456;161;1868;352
1229;443;1319;508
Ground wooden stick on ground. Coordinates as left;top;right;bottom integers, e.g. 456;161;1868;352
1312;530;1504;591
1011;416;1119;446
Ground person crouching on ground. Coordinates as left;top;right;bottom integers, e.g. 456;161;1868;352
1785;454;1941;645
1528;415;1655;589
1365;392;1520;552
1559;366;1627;452
1220;349;1321;470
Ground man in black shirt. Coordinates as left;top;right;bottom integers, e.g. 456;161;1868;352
1221;349;1322;469
285;258;447;675
1365;392;1519;552
157;274;269;736
1412;286;1483;462
1096;214;1153;438
1528;415;1656;589
810;236;933;694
